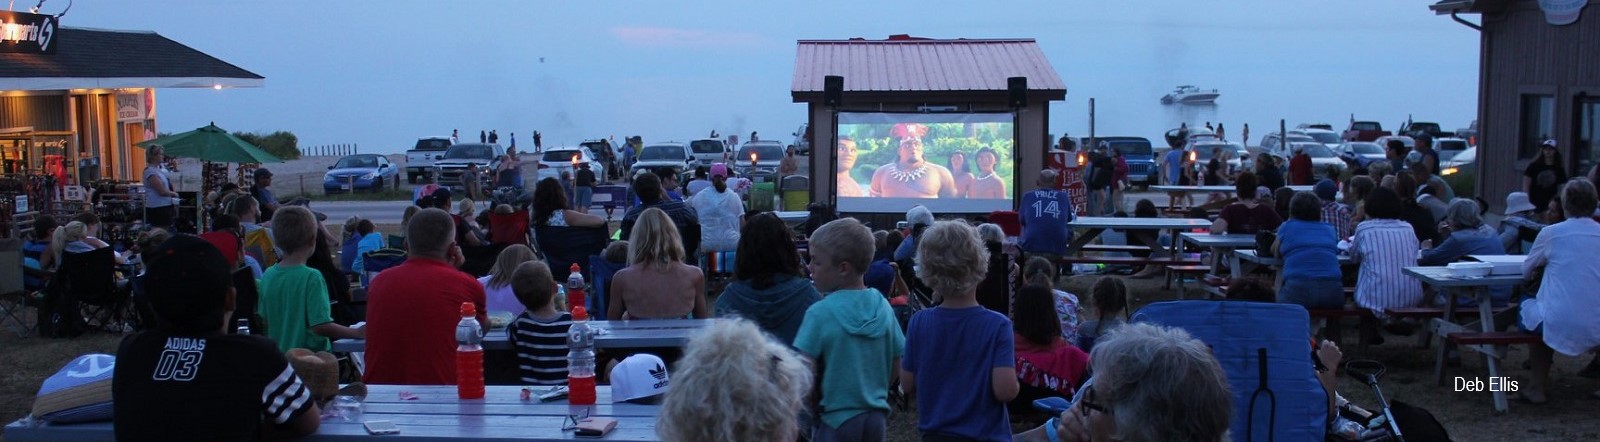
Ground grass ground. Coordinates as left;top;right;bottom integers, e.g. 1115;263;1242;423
4;273;1598;441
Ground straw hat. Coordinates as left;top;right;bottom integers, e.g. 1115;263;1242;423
285;348;340;400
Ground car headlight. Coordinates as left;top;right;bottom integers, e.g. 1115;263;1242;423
1441;166;1458;176
363;172;377;180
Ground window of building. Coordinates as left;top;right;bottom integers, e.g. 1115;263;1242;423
1579;95;1600;177
1520;94;1554;160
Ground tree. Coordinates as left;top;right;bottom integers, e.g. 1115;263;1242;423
233;130;300;160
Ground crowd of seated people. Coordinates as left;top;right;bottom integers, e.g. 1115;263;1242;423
91;146;1600;442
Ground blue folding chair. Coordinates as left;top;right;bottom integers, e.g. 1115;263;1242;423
587;256;627;320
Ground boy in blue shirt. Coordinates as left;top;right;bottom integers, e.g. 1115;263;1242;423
795;218;905;442
900;221;1018;441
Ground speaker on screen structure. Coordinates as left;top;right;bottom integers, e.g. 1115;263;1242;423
823;75;844;108
1007;77;1027;108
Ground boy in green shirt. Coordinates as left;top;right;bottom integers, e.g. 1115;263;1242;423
794;218;905;442
259;206;364;353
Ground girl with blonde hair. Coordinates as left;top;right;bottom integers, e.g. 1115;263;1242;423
609;208;708;320
479;244;538;314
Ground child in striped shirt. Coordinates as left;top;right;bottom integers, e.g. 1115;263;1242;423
508;261;573;385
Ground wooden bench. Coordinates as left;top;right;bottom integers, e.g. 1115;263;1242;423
1080;244;1156;254
1059;256;1201;266
1164;265;1212;298
1390;304;1518;348
1446;331;1541;346
1310;306;1375;348
1436;331;1542;391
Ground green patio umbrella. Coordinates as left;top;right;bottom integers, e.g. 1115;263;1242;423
135;122;283;163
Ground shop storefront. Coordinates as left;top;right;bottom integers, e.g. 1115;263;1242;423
0;10;262;235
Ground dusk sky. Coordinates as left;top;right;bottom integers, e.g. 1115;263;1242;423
60;0;1479;153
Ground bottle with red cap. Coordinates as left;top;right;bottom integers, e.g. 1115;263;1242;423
566;264;587;313
567;306;596;405
455;302;485;399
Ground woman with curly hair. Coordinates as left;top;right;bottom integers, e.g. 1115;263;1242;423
531;177;605;228
657;318;812;442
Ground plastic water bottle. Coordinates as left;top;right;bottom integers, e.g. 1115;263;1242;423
236;318;250;335
455;302;485;399
567;307;597;405
566;264;587;313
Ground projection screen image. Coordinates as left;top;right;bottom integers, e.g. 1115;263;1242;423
835;112;1015;213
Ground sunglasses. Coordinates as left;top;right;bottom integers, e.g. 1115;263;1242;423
1080;385;1111;417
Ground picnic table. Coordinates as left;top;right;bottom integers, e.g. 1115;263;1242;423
1233;249;1356;289
1404;264;1526;413
5;385;663;441
1064;217;1212;257
1178;232;1255;275
332;319;715;353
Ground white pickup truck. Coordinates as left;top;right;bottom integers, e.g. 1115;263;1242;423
405;137;451;183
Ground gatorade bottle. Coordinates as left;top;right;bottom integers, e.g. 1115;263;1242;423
567;307;597;405
566;264;587;313
455;302;485;399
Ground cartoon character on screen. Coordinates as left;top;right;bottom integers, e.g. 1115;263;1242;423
948;151;973;198
869;123;955;198
966;147;1007;199
836;137;866;197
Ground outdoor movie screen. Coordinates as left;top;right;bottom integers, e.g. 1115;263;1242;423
835;112;1015;213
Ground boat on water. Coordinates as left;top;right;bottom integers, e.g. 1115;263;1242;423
1160;85;1220;105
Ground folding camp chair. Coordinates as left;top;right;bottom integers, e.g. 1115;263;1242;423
489;210;532;246
49;248;131;334
587;255;627;320
360;248;408;287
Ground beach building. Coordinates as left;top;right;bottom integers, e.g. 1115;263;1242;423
0;11;262;184
1431;0;1600;212
791;35;1066;220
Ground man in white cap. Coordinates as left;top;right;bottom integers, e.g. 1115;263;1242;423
609;354;670;404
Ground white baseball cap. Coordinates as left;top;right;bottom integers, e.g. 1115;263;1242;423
610;354;669;404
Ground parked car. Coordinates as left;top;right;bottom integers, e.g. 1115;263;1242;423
688;138;728;166
1440;146;1475;176
1336;141;1387;170
1260;132;1316;157
579;139;620;179
1297;122;1335;131
1299;128;1343;149
1188;141;1245;179
1287;142;1348;177
1373;135;1416;153
629;142;695;179
432;143;503;190
324;154;399;194
1435;137;1470;161
1342;120;1390;142
792;123;812;155
536;146;606;184
404;136;451;183
1097;136;1157;188
736;141;786;182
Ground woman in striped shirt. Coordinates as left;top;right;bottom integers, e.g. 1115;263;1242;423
1348;187;1423;322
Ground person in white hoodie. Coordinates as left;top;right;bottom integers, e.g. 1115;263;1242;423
688;163;745;253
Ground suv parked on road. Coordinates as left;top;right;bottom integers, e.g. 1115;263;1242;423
432;143;503;190
1095;136;1157;189
792;123;811;155
629;142;695;179
689;138;728;166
